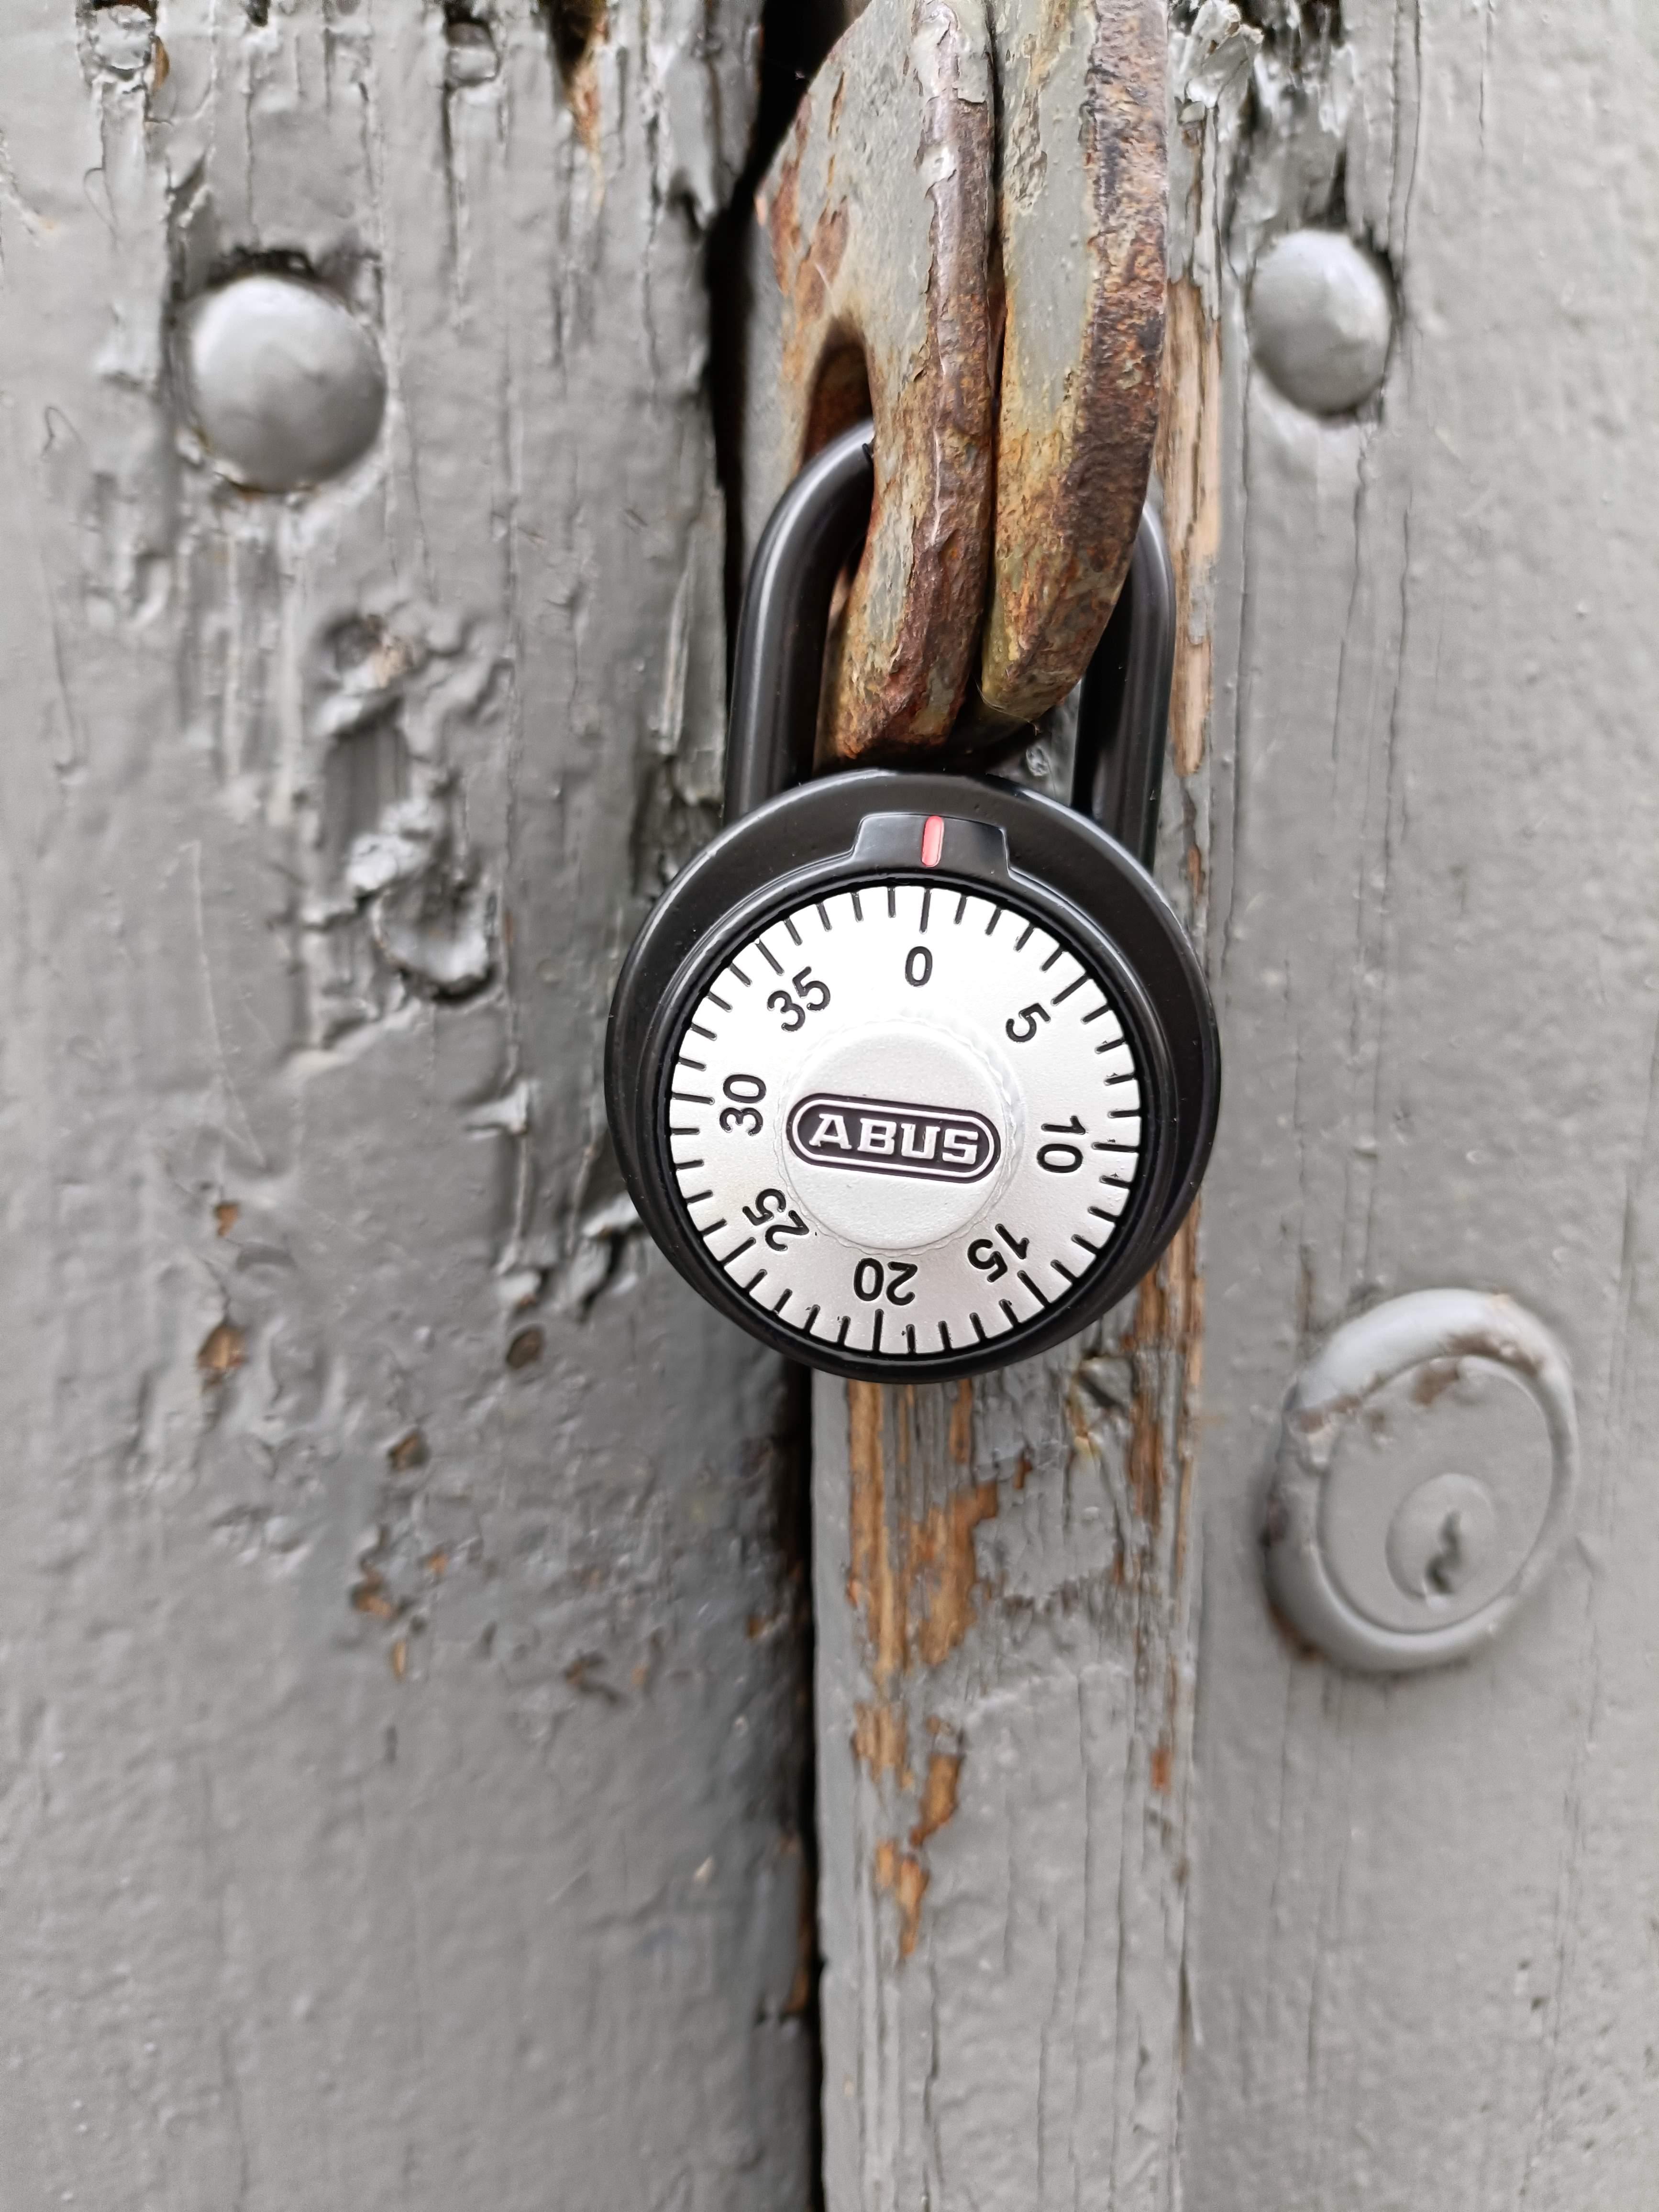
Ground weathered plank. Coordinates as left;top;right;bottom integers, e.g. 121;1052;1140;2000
1179;0;1659;2205
0;5;815;2206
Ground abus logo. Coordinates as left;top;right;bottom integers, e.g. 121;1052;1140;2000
785;1093;1000;1184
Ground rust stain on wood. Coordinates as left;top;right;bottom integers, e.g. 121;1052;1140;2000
1155;277;1223;782
197;1320;244;1385
846;1381;998;1689
847;1379;904;1690
948;1374;973;1464
845;1379;999;1958
908;1481;999;1666
910;1748;961;1847
853;1699;908;1779
874;1838;929;1959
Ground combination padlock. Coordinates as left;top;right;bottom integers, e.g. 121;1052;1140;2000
606;423;1220;1382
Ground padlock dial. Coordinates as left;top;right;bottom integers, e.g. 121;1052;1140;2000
608;771;1218;1383
664;878;1150;1364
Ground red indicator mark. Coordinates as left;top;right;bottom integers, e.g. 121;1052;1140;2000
920;815;945;868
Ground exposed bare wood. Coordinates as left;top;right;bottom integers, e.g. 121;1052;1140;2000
0;3;816;2203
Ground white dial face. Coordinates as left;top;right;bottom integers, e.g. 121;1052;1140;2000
664;878;1147;1363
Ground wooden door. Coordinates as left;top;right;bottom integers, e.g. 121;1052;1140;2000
0;5;813;2206
10;2;1657;2207
798;3;1659;2208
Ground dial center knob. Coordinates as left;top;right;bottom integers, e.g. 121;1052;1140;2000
782;1019;1018;1253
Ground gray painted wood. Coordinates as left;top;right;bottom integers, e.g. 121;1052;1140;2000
1183;0;1659;2203
806;1;1659;2205
0;5;816;2207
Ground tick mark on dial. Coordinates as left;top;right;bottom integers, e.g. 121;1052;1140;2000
985;908;1002;937
688;1021;718;1041
905;1324;918;1355
703;1218;728;1235
1052;1259;1078;1284
707;991;731;1014
953;893;968;924
1015;922;1036;950
1017;1271;1048;1306
668;1125;700;1137
836;1315;851;1346
885;885;896;918
756;940;784;975
816;902;833;932
783;916;802;946
726;1236;756;1263
1051;974;1086;1004
871;1310;884;1351
851;890;863;921
730;962;752;987
939;1320;953;1349
1073;1233;1102;1254
1081;1004;1113;1025
1086;1206;1119;1225
743;1268;766;1292
774;1286;792;1314
1040;946;1063;972
678;1056;706;1072
999;1298;1019;1327
805;1304;821;1332
671;1092;712;1105
970;1311;988;1342
681;1189;713;1205
919;888;931;932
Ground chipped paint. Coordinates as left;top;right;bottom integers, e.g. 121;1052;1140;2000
0;0;818;2201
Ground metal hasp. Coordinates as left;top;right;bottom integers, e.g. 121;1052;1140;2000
725;418;1177;863
744;0;1167;764
1263;1291;1579;1673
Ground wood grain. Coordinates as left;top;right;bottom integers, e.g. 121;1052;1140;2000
0;5;813;2205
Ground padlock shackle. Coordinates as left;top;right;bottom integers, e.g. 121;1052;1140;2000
1073;504;1176;868
724;418;1175;864
724;422;874;823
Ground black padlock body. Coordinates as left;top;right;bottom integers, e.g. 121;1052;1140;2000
608;769;1216;1380
605;421;1220;1383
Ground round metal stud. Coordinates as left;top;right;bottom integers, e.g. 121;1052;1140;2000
183;274;387;493
87;3;156;76
1263;1291;1577;1673
1249;229;1394;417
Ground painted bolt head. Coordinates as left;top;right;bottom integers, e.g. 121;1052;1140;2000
1250;230;1394;417
183;273;387;493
